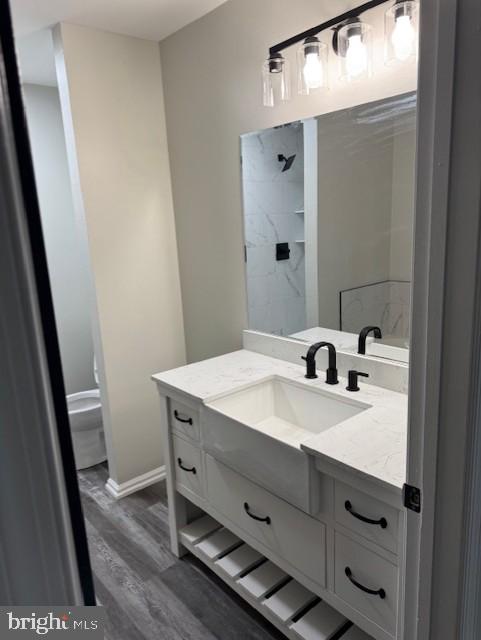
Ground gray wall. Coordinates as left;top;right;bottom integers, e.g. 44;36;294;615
159;0;417;363
390;124;416;281
316;101;416;331
316;106;394;329
23;84;95;395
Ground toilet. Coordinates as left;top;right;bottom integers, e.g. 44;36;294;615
67;360;106;470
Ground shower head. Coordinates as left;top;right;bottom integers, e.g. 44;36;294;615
278;153;296;172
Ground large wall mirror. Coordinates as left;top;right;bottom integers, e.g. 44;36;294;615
241;92;416;362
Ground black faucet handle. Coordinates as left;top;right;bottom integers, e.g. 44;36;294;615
346;370;369;392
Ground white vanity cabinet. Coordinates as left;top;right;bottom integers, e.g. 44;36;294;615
334;482;400;554
205;454;328;589
172;434;204;499
169;399;200;441
333;533;399;637
157;389;405;640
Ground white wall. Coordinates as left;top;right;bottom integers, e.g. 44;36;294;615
23;84;95;395
159;0;417;363
54;23;186;487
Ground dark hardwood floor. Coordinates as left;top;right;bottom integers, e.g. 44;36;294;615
78;464;286;640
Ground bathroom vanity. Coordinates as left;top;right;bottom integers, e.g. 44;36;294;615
153;347;407;640
151;88;414;640
151;51;413;640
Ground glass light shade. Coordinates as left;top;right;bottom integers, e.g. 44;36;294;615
385;1;419;64
337;20;373;82
297;37;328;95
262;54;291;107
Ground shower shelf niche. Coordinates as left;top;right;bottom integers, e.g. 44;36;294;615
180;513;373;640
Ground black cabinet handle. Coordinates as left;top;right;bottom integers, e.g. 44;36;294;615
243;502;271;525
174;410;193;425
345;567;386;599
177;458;196;474
345;500;387;529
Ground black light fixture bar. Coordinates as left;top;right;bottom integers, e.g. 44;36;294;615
269;0;391;55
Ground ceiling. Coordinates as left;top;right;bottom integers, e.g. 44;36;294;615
11;0;229;87
10;0;229;41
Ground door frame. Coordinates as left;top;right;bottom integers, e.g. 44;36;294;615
404;0;481;637
0;1;95;604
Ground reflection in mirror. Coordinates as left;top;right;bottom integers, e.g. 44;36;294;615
241;92;416;361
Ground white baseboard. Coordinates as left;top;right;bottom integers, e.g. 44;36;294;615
105;465;166;499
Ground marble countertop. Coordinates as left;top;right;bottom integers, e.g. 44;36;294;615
289;326;361;351
152;349;408;491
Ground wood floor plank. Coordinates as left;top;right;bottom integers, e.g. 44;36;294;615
81;492;175;577
160;555;287;640
84;520;215;640
94;575;149;640
79;463;285;640
79;467;172;554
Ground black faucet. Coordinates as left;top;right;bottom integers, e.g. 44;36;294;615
358;326;382;355
346;370;369;392
302;342;339;384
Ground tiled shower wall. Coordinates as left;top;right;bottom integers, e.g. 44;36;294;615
241;123;306;336
340;280;411;343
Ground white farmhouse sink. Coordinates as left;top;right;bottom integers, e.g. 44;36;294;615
208;376;367;443
203;376;370;514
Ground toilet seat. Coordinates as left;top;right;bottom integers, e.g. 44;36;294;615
67;389;101;432
67;390;101;420
67;388;105;469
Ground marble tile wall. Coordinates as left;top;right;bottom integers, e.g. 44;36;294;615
241;123;306;336
340;280;411;342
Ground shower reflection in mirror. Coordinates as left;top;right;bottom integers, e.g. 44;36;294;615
240;92;416;362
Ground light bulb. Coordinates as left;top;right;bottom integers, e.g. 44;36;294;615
345;34;367;78
303;52;323;89
391;14;415;60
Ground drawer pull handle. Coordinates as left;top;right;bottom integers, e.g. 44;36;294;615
345;500;387;529
243;502;271;525
174;410;193;425
345;567;386;599
177;458;196;474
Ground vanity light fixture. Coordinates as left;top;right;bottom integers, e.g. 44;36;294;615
333;18;373;81
262;52;290;107
297;36;328;94
262;0;418;106
385;0;419;63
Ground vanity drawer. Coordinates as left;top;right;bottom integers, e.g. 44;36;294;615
169;399;200;441
334;533;398;637
173;435;203;499
334;482;399;554
205;454;326;588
